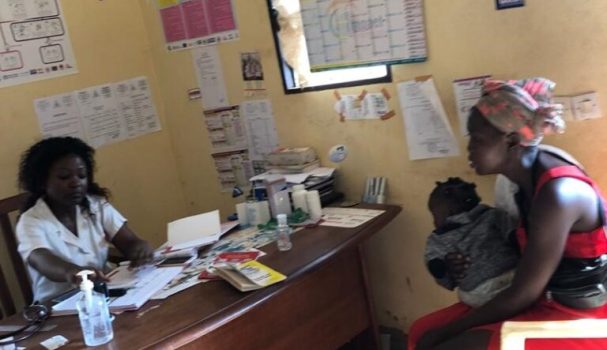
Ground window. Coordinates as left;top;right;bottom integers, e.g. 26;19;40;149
268;0;391;94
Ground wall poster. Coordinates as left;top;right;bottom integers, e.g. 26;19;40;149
0;0;77;88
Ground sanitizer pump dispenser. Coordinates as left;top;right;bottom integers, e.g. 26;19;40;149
76;270;114;346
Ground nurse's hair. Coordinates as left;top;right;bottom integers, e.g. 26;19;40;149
428;177;481;214
18;137;109;212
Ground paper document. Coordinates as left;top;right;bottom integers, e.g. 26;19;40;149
397;77;460;160
240;100;279;161
106;265;156;290
34;93;85;140
250;167;336;184
320;207;385;228
193;46;229;110
453;76;490;136
167;210;221;250
52;267;182;315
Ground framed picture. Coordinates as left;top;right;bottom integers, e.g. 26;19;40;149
496;0;524;10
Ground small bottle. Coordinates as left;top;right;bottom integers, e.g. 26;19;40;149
275;214;293;251
291;184;308;213
76;270;114;346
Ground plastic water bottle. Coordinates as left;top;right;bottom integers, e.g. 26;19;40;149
276;214;292;251
76;270;114;346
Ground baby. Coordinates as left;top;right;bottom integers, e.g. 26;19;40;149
425;177;519;307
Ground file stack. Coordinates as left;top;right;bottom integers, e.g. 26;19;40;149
265;147;319;174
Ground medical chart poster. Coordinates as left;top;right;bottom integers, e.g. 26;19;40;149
299;0;427;71
203;106;248;154
192;45;229;110
0;0;78;88
240;100;279;162
158;0;239;51
397;77;460;160
34;76;162;149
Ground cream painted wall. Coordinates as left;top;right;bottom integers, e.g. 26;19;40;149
138;0;607;333
0;1;186;310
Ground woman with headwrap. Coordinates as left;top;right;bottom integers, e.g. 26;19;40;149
409;78;607;350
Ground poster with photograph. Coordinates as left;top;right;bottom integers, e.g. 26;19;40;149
241;52;263;81
240;51;266;96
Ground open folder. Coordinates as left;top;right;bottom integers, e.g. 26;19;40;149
166;210;222;251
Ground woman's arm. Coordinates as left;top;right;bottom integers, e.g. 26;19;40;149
28;248;108;284
419;178;598;347
111;223;154;267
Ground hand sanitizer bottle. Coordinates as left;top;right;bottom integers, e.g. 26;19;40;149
76;270;114;346
276;213;292;251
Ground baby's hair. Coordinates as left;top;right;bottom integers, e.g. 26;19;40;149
429;177;481;213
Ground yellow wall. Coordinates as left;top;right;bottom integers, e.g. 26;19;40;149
3;0;607;334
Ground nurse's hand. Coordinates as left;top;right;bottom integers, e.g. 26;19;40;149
126;240;154;268
111;224;154;268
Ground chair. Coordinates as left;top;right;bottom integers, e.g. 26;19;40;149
501;319;607;349
0;193;32;318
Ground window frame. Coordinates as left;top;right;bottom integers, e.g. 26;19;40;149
266;1;393;95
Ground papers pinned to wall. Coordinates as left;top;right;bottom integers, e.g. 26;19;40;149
193;45;229;111
202;100;278;192
34;76;161;149
452;75;491;136
0;0;78;88
334;90;392;120
211;149;253;191
397;76;460;160
240;99;279;163
204;106;248;153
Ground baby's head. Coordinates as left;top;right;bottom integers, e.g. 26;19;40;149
428;177;481;229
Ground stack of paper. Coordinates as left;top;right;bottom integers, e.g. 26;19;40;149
52;266;182;315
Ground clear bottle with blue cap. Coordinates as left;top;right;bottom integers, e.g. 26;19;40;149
76;270;114;346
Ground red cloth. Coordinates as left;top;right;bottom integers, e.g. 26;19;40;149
409;166;607;349
408;299;607;349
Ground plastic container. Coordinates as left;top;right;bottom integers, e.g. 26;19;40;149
275;214;293;251
291;184;308;213
305;190;322;221
76;270;114;346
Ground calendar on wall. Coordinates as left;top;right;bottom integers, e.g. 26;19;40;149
299;0;427;71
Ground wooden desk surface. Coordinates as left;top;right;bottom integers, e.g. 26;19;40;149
5;204;401;349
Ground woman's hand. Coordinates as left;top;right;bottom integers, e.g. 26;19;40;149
445;252;470;284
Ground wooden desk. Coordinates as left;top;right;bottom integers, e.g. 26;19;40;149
6;204;400;349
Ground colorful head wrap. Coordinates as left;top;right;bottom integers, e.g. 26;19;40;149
474;78;565;146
